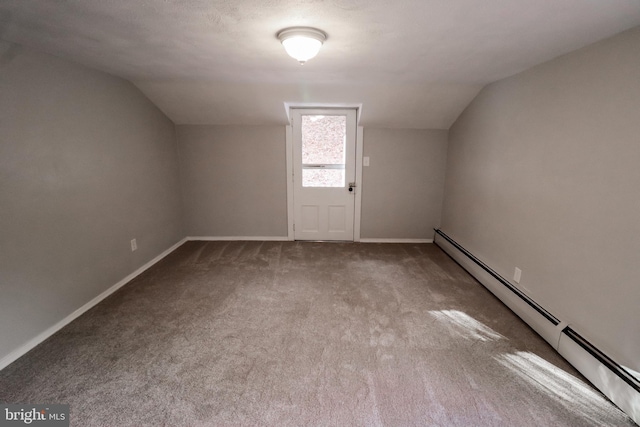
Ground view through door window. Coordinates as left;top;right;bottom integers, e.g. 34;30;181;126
301;115;346;187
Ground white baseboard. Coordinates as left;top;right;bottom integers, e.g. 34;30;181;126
0;237;187;371
358;238;433;243
187;237;433;244
187;236;289;241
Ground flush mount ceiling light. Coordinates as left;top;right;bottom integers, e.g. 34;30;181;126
277;27;327;65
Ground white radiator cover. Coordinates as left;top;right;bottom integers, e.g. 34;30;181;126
434;233;562;346
557;331;640;424
435;231;640;425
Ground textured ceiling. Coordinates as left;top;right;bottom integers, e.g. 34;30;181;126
1;0;640;128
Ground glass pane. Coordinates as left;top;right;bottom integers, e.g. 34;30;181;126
303;169;345;187
302;115;346;164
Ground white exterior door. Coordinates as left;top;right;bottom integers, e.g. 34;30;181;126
292;108;357;241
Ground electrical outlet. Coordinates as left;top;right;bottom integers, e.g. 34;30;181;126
513;267;522;284
131;239;137;252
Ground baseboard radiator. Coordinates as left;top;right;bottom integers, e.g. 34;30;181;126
434;229;640;424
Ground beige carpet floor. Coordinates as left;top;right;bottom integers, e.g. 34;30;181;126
0;241;635;426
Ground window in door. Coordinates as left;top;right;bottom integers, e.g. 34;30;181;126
301;115;346;187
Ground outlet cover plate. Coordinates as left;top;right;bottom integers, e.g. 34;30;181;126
514;267;522;284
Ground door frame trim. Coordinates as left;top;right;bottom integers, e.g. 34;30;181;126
354;125;363;242
285;116;362;242
286;124;295;240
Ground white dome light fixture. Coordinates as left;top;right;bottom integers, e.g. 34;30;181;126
277;27;327;65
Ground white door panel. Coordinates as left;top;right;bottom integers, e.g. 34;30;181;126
301;205;320;232
328;206;346;232
292;109;357;241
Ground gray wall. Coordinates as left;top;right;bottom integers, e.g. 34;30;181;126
441;27;640;371
361;128;448;239
177;125;448;240
177;125;288;237
0;42;183;361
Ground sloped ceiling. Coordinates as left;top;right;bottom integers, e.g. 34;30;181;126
1;0;640;128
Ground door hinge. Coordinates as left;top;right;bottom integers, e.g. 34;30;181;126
293;223;295;231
